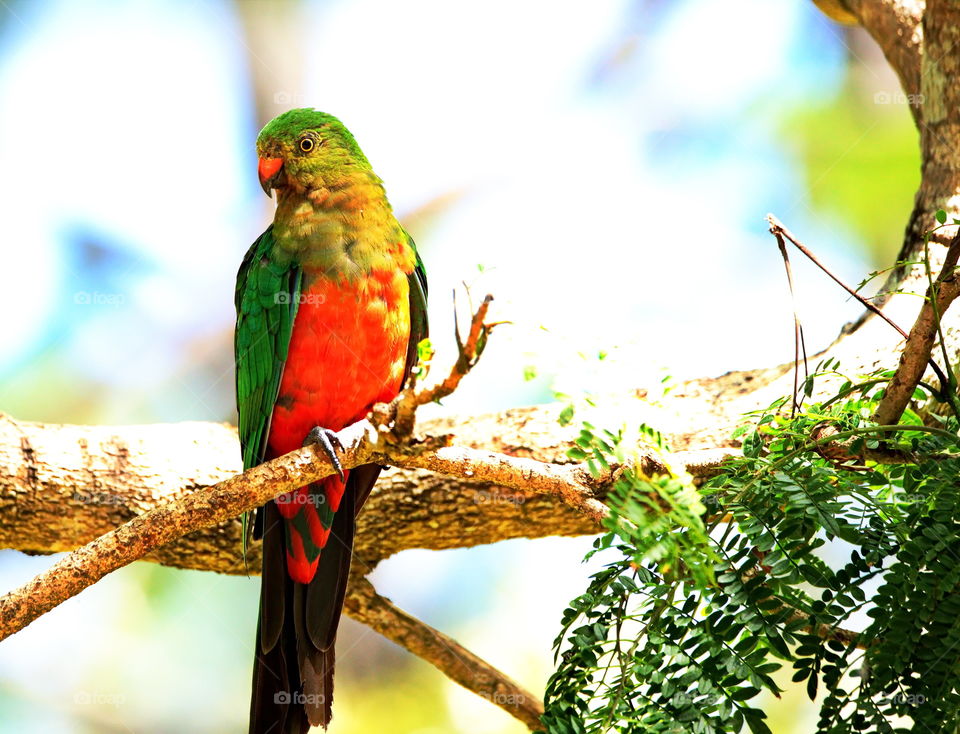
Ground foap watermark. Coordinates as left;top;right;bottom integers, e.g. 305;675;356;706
74;691;126;707
885;693;926;707
276;492;326;508
74;291;125;307
478;690;526;706
274;691;325;705
275;292;326;306
473;490;526;506
669;692;725;708
273;91;308;106
72;490;125;506
874;91;924;107
896;493;928;504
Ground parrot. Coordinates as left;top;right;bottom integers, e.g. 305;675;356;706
234;108;428;733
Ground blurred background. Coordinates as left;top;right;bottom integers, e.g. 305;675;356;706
0;0;919;731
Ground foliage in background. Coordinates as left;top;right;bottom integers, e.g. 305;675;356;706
543;365;960;733
778;77;919;267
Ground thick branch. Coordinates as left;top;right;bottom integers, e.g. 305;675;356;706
0;420;373;641
0;409;595;570
0;407;737;644
917;0;960;235
874;229;960;424
892;0;960;284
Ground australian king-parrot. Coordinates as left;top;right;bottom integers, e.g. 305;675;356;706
234;108;428;732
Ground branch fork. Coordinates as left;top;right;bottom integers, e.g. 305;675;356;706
386;292;496;442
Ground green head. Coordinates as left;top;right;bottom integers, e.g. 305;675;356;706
256;109;373;195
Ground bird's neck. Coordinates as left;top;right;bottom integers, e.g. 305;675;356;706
271;169;404;278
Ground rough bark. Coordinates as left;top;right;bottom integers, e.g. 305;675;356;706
0;408;735;576
915;0;960;250
874;230;960;424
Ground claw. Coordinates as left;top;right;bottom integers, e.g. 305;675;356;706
303;426;345;482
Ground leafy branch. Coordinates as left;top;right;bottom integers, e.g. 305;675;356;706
542;214;960;733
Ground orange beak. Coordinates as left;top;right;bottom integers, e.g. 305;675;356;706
258;157;284;195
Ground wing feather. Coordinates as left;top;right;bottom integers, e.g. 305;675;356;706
235;227;302;472
235;228;302;548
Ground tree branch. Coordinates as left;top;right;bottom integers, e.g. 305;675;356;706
874;228;960;424
782;600;864;649
0;418;373;642
390;292;495;438
381;444;612;524
344;575;545;730
0;407;738;644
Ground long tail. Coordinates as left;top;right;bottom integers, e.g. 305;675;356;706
249;465;381;733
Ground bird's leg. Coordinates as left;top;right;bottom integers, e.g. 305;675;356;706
303;426;345;482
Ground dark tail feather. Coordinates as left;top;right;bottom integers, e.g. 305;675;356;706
349;463;382;515
249;465;382;733
250;501;308;734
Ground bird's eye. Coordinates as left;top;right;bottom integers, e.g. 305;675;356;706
299;137;315;153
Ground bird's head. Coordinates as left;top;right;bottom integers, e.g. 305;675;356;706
255;109;372;196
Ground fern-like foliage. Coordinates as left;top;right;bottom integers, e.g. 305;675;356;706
543;367;960;734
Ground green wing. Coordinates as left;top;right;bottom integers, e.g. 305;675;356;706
235;226;302;472
402;228;429;383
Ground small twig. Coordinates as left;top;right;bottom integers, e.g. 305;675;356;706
735;573;863;648
345;575;545;730
874;228;960;425
780;601;864;649
810;421;873;465
805;421;960;467
771;227;810;414
767;214;953;404
767;215;909;339
388;293;495;438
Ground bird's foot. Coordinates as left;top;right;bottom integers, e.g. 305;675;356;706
303;426;345;482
